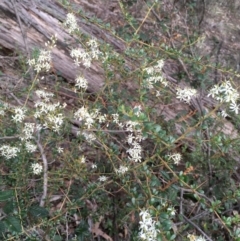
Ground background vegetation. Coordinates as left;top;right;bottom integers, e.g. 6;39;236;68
1;0;240;240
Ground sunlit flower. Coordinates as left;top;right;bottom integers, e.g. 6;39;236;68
75;76;88;90
133;105;142;117
115;165;129;175
91;164;97;169
31;163;43;175
176;87;197;104
57;147;64;154
12;107;26;123
25;142;37;153
127;141;142;162
139;209;158;241
0;145;20;159
220;110;228;118
98;175;108;182
229;102;239;114
63;13;79;34
168;153;182;165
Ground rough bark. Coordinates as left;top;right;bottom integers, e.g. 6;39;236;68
0;0;124;92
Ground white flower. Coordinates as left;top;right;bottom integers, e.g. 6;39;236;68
0;145;20;159
125;121;139;132
127;141;142;162
139;209;158;241
70;48;92;68
196;236;206;241
115;165;129;175
168;153;182;165
208;81;239;104
127;133;134;144
187;234;206;241
63;13;79;34
57;147;64;154
20;123;36;141
97;114;107;123
133;105;142;117
82;131;96;143
91;164;97;169
35;90;54;102
75;76;88;90
229;102;239;114
98;175;108;182
12;107;26;123
31;163;43;175
112;113;120;124
144;59;167;89
74;107;95;128
25;142;37;153
167;206;176;216
0;110;5;116
176;87;197;103
80;156;86;163
220;110;228;118
87;39;99;49
28;49;52;73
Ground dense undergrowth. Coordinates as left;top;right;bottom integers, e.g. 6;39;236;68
1;0;240;240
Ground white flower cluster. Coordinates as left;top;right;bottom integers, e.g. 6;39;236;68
0;145;20;159
74;107;106;129
187;234;206;241
45;113;64;132
20;122;41;153
208;80;240;114
168;153;182;165
81;131;96;143
112;113;123;128
0;102;9;116
75;76;88;90
144;59;168;89
133;105;142;117
31;163;43;175
20;123;41;141
25;142;37;153
126;121;143;162
139;209;158;241
12;107;27;123
28;35;56;73
176;87;197;104
34;90;66;132
63;13;79;34
35;90;54;101
115;165;129;175
70;39;101;68
98;175;108;182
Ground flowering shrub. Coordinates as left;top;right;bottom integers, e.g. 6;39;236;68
1;2;240;241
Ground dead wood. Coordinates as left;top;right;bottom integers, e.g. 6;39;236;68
0;0;125;92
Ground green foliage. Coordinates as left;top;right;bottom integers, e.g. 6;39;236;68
1;1;240;240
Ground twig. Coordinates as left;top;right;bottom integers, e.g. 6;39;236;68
35;131;48;207
175;210;210;226
0;135;20;140
9;93;24;106
10;0;34;80
182;214;213;241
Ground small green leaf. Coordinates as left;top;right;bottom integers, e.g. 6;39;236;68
0;190;14;202
28;205;49;218
4;216;22;233
3;200;14;215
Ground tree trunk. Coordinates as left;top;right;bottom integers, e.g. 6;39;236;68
0;0;124;92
